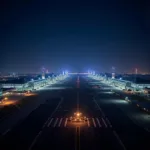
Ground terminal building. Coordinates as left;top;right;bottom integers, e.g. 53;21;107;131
0;73;57;91
100;74;150;91
111;79;132;90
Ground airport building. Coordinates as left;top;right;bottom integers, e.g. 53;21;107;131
112;79;132;90
0;74;56;91
99;74;150;91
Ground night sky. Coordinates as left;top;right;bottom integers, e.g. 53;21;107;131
0;0;150;73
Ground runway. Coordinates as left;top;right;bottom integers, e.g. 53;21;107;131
0;75;150;150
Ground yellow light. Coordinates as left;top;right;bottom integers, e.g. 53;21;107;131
4;97;8;100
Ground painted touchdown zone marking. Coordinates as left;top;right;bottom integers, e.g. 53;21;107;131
87;118;90;127
92;118;96;127
58;118;63;127
47;118;54;127
102;118;107;128
96;118;101;128
64;118;68;127
53;118;59;127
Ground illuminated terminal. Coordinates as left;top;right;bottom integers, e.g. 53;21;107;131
89;73;150;92
0;73;65;92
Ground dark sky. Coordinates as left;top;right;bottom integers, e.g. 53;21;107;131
0;0;150;73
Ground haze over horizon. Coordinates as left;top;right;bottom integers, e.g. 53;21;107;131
1;0;150;73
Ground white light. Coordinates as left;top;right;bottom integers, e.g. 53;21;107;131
65;71;68;75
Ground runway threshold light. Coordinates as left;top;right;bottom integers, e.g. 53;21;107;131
69;112;87;122
4;97;8;100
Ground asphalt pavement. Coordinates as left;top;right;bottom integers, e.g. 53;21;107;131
0;75;150;150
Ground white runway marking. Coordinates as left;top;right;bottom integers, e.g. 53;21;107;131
58;118;63;127
28;131;42;150
53;118;59;127
64;118;68;127
2;128;11;136
92;118;96;127
47;118;53;127
113;131;127;150
93;98;106;117
96;118;101;128
87;118;90;127
102;118;107;128
28;97;64;150
106;117;112;128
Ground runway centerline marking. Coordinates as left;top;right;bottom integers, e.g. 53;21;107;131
92;118;96;127
75;126;80;150
64;118;68;127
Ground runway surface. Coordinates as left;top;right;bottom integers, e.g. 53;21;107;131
0;75;150;150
